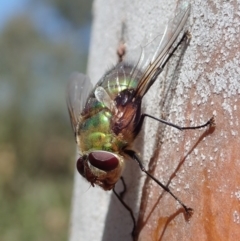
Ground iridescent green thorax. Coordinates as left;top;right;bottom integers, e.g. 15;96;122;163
78;63;141;155
79;108;127;154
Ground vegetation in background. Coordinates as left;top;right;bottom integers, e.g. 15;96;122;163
0;1;92;240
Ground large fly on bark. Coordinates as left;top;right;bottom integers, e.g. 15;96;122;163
67;2;214;236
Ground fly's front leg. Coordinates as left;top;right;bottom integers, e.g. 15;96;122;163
124;149;193;218
118;176;127;199
113;177;136;238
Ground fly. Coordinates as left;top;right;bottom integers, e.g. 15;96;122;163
66;2;215;237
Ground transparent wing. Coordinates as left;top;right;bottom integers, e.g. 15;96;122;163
133;3;191;97
66;72;93;134
95;3;190;102
94;86;117;113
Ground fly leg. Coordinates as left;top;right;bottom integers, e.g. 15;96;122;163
113;177;136;237
118;176;127;199
135;114;215;135
117;22;126;62
160;30;191;71
124;149;193;218
136;30;191;98
117;42;126;63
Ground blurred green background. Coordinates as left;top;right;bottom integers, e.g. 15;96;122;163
0;0;93;240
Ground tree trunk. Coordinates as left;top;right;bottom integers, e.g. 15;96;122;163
69;0;240;240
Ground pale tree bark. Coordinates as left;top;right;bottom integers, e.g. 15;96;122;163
69;0;240;241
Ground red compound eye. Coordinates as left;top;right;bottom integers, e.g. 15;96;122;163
88;151;119;171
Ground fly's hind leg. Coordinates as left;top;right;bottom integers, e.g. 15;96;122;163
117;22;127;62
117;42;126;62
134;114;215;136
